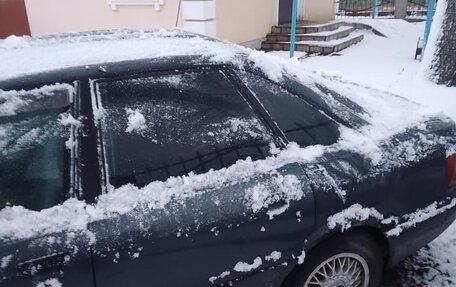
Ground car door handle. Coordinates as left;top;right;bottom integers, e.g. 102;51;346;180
17;252;70;275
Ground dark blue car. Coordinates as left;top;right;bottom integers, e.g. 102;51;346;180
0;30;455;287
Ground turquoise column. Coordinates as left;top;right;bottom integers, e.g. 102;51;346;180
424;0;436;45
372;0;377;18
289;0;298;58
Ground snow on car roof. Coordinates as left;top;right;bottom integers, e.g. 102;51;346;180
0;29;247;82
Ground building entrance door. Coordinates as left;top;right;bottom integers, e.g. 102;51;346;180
279;0;293;24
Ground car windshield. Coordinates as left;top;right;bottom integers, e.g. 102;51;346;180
0;85;75;211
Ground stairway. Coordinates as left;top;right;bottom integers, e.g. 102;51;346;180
261;21;364;55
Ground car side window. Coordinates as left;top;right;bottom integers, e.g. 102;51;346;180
0;84;77;211
242;73;340;148
94;70;273;188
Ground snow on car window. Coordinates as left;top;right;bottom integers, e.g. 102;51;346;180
98;72;271;145
0;84;74;116
0;84;78;211
0;115;60;156
0;84;76;156
94;70;273;187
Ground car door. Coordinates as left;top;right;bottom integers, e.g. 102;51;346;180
0;83;94;287
238;70;350;240
87;68;316;287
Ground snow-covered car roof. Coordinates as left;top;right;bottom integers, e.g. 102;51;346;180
0;29;248;82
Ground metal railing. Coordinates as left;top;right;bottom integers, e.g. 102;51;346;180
335;0;429;18
407;0;428;17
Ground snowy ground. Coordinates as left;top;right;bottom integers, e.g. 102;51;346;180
270;19;456;286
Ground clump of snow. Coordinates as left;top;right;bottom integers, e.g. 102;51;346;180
35;278;62;287
327;204;384;231
65;139;77;150
247;50;285;82
297;250;306;265
267;204;291;220
125;108;147;133
0;255;12;269
208;271;230;284
0;35;30;49
233;257;262;272
0;199;91;241
387;198;456;237
265;251;282;262
58;113;81;127
245;173;303;214
327;199;456;239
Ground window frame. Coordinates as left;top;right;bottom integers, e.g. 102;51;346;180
90;67;285;191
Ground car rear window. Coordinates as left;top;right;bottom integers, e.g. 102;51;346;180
0;84;76;211
94;70;273;188
242;73;340;147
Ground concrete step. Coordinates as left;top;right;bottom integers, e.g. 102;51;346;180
271;21;344;35
261;33;364;55
266;26;355;42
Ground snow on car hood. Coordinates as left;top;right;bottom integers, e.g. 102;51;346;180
0;29;456;243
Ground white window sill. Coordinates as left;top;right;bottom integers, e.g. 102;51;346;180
107;0;164;11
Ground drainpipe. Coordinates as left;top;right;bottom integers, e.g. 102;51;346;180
297;0;304;20
175;0;182;27
290;0;298;58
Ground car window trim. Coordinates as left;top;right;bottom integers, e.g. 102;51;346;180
224;69;290;148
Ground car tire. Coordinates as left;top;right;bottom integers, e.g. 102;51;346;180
282;230;384;287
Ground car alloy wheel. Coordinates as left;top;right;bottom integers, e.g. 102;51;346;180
303;253;369;287
281;230;383;287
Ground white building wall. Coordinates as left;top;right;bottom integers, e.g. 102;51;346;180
24;0;334;45
215;0;275;48
182;0;216;37
303;0;335;22
24;0;183;35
